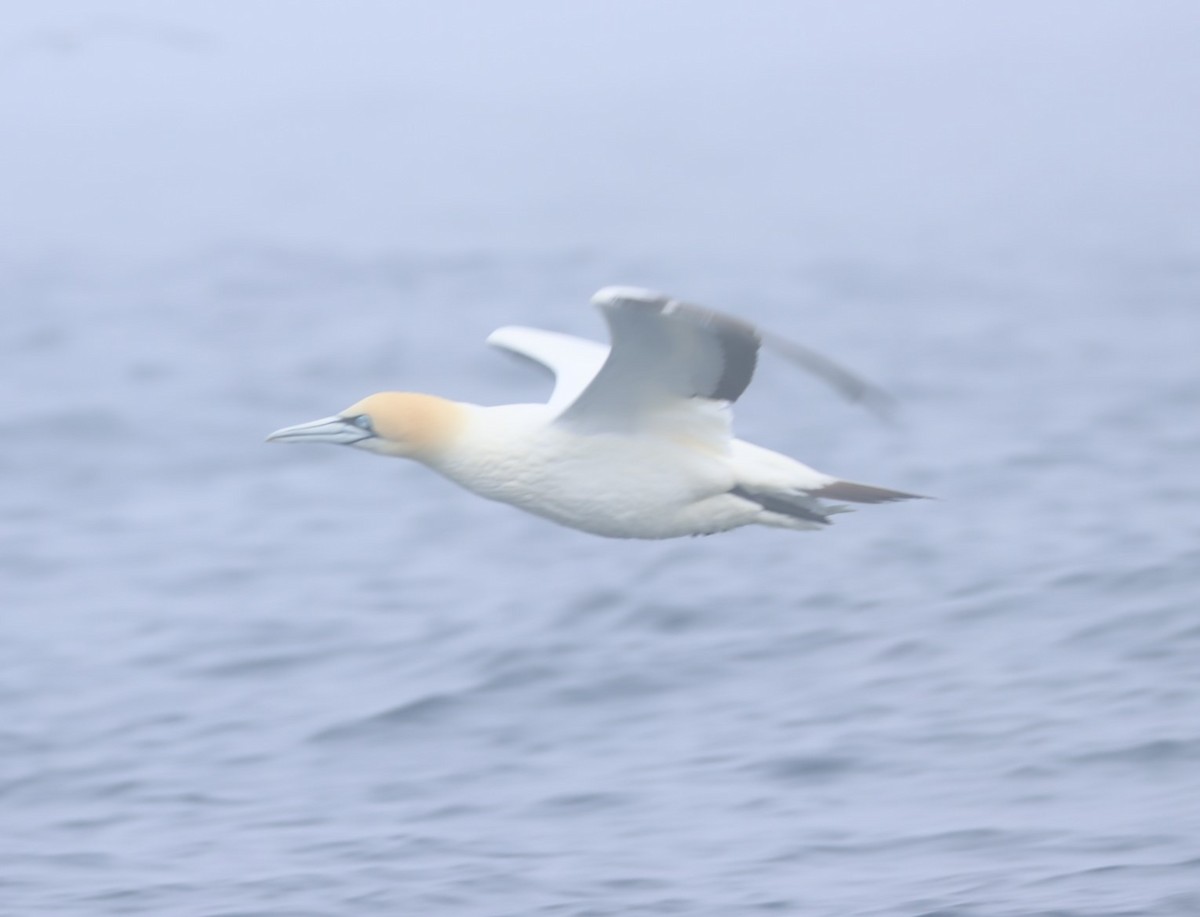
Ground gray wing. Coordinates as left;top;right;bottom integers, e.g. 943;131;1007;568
555;287;760;430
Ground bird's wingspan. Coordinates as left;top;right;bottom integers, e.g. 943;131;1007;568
486;326;609;413
492;286;897;439
554;287;761;433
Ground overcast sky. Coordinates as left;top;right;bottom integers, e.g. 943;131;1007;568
2;1;1198;270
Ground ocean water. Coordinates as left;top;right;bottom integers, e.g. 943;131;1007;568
3;4;1200;916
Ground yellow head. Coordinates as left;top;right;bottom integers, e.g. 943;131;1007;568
267;392;466;461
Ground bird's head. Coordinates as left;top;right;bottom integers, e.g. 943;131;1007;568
267;392;464;460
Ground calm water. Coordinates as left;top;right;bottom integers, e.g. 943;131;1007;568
3;4;1200;915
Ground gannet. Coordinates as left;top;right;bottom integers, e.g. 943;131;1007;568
267;287;923;538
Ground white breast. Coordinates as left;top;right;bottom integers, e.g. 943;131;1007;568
426;404;748;538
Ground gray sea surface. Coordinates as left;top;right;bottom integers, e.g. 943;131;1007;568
3;3;1200;915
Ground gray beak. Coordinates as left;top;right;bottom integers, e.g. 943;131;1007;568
266;416;370;445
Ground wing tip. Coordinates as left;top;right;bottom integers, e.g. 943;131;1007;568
485;325;526;349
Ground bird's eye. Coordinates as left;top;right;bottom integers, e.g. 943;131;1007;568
350;415;373;431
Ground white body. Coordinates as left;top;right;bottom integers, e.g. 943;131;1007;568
430;403;836;538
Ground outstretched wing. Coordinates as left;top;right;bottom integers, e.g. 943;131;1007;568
555;287;760;433
486;326;610;413
492;287;898;437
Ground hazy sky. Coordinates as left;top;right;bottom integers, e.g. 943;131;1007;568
3;1;1198;269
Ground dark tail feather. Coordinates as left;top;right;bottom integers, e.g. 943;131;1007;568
809;480;927;504
730;486;831;524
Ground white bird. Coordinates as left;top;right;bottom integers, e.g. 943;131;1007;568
267;287;923;538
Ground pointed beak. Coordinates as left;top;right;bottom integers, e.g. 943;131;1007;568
266;416;370;445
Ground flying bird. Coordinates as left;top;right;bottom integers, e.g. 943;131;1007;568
268;287;922;538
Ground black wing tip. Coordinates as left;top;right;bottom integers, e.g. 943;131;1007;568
759;330;902;424
844;384;901;424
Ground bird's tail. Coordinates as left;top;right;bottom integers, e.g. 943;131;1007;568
808;480;927;504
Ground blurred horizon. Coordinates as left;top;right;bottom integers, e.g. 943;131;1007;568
3;1;1198;279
